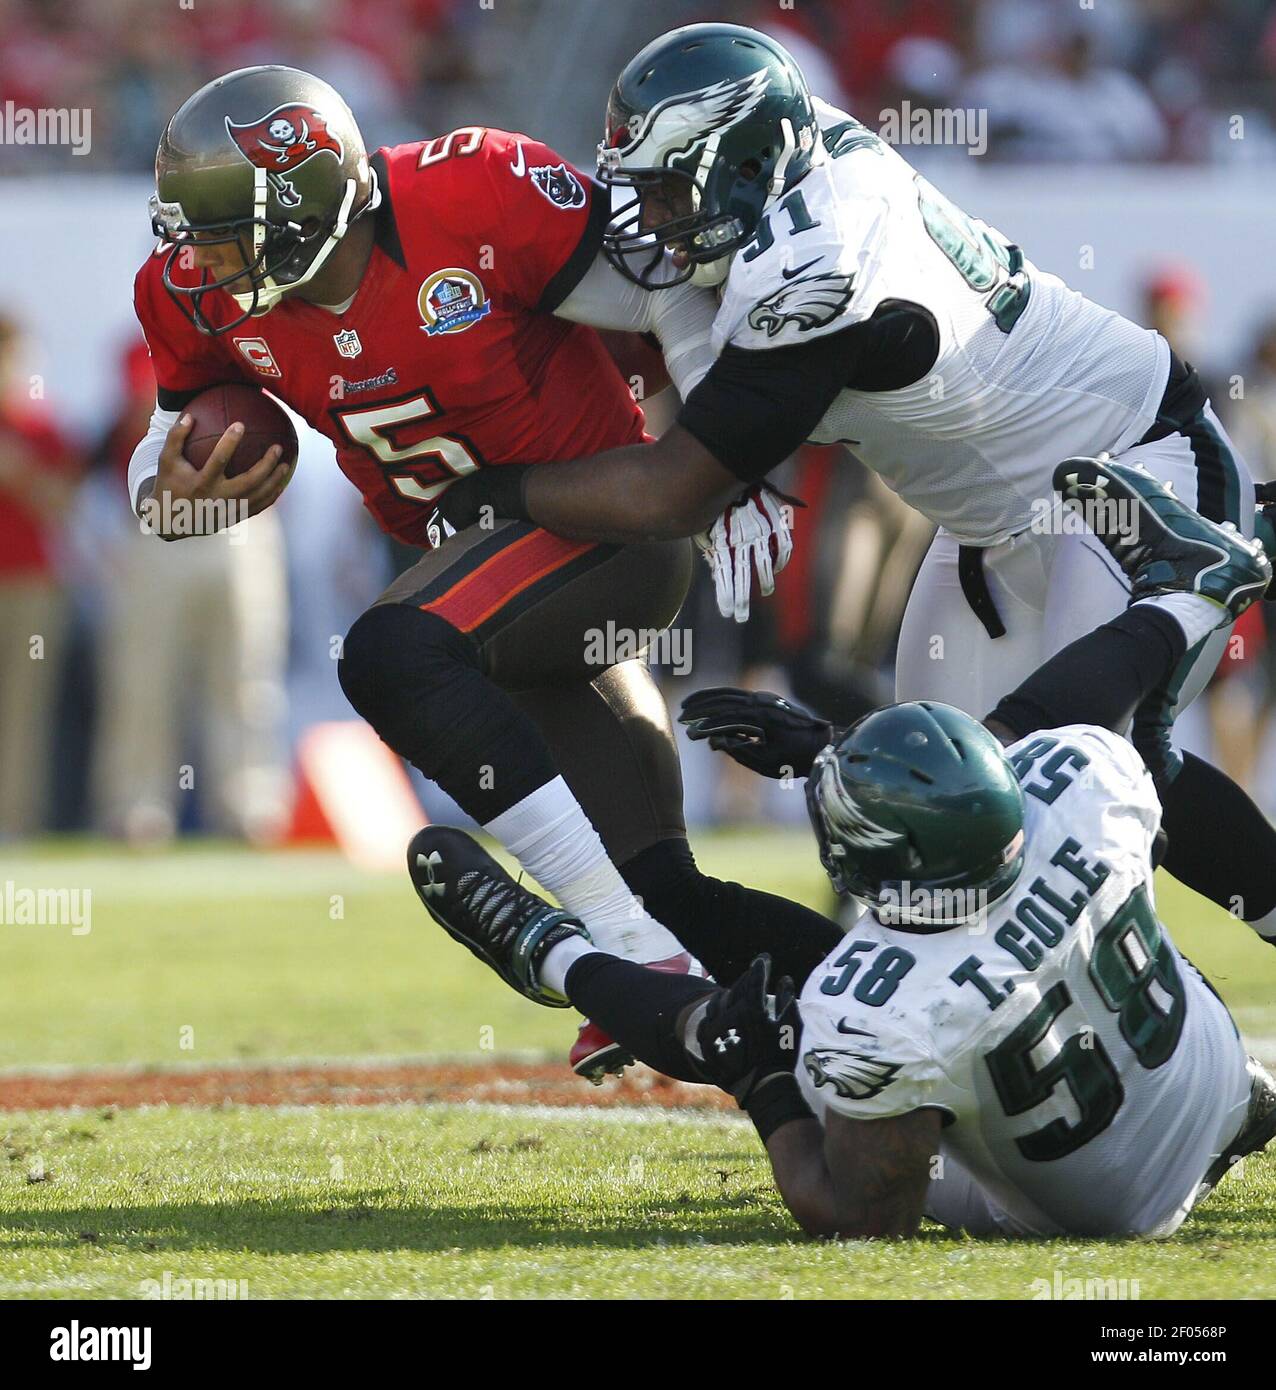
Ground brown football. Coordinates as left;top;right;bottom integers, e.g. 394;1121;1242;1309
183;384;298;479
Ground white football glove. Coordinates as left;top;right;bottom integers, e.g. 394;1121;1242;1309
695;483;800;624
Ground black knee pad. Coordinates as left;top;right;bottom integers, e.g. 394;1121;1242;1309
337;603;557;818
338;604;478;768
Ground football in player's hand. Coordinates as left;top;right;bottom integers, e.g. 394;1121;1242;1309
183;384;298;478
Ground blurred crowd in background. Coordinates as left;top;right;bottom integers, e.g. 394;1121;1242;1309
5;0;1276;170
4;0;1276;847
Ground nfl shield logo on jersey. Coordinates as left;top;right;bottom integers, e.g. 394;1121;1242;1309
333;327;362;358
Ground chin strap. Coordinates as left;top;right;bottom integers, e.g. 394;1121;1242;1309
766;117;798;197
692;131;722;213
251;166;269;263
232;173;363;317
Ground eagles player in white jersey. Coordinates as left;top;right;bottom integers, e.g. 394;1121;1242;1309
439;19;1276;955
411;458;1274;1239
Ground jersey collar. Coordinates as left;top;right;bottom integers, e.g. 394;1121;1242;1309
369;151;406;270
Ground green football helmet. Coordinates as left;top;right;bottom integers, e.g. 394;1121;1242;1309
150;65;378;335
597;22;820;288
806;702;1026;926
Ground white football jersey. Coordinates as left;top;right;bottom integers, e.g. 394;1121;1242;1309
795;724;1251;1238
713;101;1170;545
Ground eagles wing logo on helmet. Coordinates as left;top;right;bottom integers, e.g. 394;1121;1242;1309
225;104;344;208
747;272;856;339
804;1047;902;1101
619;67;772;163
815;752;906;851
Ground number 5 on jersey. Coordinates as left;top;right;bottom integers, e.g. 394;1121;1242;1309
333;390;485;503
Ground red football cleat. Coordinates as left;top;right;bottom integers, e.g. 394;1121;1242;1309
569;951;697;1084
569;1020;635;1084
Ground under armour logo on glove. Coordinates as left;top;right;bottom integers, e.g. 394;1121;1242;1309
713;1028;742;1054
415;850;445;897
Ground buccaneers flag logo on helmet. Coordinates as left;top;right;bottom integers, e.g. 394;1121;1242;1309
224;104;343;208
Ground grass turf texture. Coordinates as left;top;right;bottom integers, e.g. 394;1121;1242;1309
1;832;1275;1299
0;1100;1273;1295
3;1104;1275;1300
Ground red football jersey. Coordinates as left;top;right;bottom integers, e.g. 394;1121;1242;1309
134;127;645;547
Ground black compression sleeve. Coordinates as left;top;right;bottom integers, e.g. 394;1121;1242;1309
677;330;865;484
1158;752;1276;921
563;953;718;1083
988;606;1187;740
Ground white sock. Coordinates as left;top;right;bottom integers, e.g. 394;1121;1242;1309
1247;902;1276;941
484;777;687;963
1132;593;1223;648
539;936;600;997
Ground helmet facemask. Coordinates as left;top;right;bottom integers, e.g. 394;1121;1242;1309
599;145;752;289
151;164;370;335
598;113;804;291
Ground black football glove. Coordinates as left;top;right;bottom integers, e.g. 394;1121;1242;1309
430;466;532;543
694;954;801;1105
679;686;833;779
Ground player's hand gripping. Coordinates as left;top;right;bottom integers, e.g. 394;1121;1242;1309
140;414;290;540
694;482;801;624
679;687;833;780
694;955;801;1105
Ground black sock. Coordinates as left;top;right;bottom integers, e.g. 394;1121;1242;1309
564;953;717;1082
621;837;844;988
338;604;558;822
989;606;1186;740
1159;751;1276;923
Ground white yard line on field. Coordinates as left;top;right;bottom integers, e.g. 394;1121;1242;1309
0;1050;554;1079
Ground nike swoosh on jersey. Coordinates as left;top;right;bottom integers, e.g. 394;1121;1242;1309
836;1021;876;1037
781;257;821;280
509;142;526;177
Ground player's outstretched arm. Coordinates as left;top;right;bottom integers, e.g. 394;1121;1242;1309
690;956;936;1239
438;425;743;543
526;427;744;539
437;331;861;544
679;687;834;779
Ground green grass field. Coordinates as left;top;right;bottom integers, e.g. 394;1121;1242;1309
2;832;1275;1299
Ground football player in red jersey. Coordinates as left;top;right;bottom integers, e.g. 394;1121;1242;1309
128;66;841;1080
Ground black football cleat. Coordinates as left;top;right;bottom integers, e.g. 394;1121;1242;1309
1053;455;1271;623
1196;1055;1276;1205
408;826;587;1008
